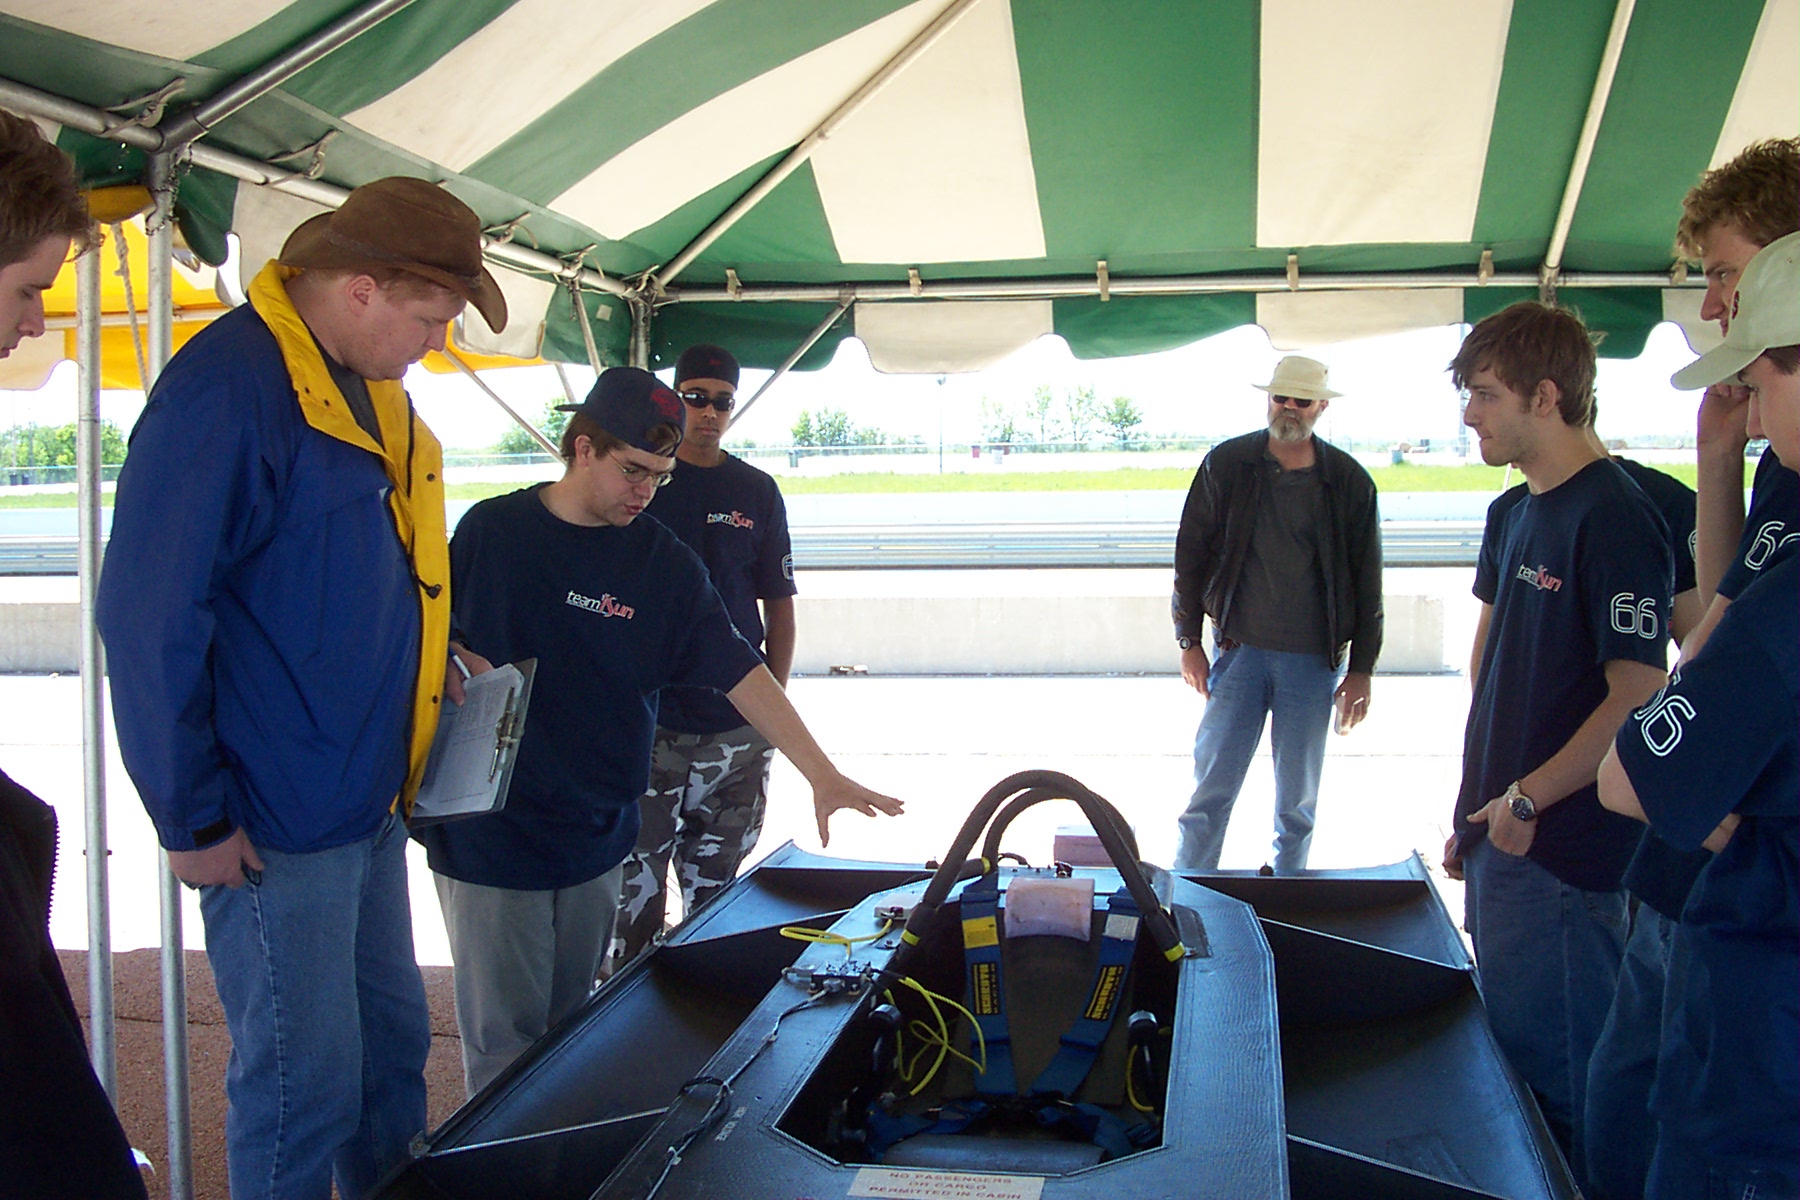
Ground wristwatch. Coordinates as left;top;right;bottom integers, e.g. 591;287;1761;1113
1503;781;1538;822
1177;636;1197;651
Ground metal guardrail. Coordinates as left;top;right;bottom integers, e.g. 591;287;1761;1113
2;522;1483;575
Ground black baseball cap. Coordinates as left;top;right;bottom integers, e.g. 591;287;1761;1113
555;367;686;453
675;344;740;388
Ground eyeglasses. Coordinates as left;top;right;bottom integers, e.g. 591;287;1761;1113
608;452;674;490
1271;394;1317;410
679;389;735;413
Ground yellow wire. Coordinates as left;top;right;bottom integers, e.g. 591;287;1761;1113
777;919;894;957
1125;1047;1155;1114
891;975;987;1096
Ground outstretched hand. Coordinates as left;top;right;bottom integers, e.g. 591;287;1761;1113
811;773;905;846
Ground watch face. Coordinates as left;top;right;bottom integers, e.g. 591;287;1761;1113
1509;793;1536;822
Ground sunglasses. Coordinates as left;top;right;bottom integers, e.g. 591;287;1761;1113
679;389;735;413
1270;394;1318;410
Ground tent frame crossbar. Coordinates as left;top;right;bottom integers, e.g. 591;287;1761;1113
668;268;1692;306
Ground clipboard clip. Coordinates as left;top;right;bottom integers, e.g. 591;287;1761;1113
488;686;521;783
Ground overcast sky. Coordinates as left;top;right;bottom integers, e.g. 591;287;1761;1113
2;315;1710;454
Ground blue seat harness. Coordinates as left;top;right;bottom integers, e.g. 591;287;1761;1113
864;874;1149;1160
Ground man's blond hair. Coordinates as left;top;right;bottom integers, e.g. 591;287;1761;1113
1675;138;1799;260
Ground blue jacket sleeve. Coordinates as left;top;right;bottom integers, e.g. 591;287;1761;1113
97;365;279;852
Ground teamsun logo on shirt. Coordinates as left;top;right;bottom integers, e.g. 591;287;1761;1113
1515;564;1563;592
707;511;756;529
566;590;635;619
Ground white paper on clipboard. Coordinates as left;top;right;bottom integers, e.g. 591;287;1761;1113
410;658;536;825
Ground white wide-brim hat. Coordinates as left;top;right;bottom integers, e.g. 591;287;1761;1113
1672;231;1800;390
1254;355;1341;401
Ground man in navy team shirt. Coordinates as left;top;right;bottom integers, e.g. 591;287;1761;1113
1445;301;1672;1182
416;367;902;1094
1676;139;1797;642
1580;140;1797;1200
613;344;798;966
1600;230;1800;1200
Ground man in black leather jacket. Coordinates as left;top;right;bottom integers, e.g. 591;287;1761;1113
1171;356;1383;873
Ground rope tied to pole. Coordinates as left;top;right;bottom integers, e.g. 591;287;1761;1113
108;223;150;392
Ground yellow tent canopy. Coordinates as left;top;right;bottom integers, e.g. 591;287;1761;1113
1;199;537;393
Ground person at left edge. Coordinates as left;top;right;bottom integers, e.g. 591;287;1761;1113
96;177;507;1200
0;108;146;1200
417;366;904;1096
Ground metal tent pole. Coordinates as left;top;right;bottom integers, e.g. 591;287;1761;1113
144;152;194;1200
669;267;1691;305
628;299;652;370
1541;0;1638;297
75;239;114;1101
0;77;630;301
155;0;421;150
654;0;981;289
728;298;853;429
441;346;560;456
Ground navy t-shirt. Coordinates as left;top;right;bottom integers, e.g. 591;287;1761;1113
1614;457;1697;597
1461;459;1672;891
1477;459;1693;601
1618;551;1798;1164
1718;447;1799;600
414;486;764;889
644;454;797;734
1606;459;1706;913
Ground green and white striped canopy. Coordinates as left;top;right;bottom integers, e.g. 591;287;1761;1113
2;0;1793;373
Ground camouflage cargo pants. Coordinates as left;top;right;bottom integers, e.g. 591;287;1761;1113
611;724;775;966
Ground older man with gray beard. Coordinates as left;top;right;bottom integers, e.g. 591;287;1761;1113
1170;356;1384;874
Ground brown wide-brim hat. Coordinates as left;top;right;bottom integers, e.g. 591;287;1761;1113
278;176;507;333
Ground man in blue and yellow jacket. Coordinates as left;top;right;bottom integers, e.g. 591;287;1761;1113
97;177;506;1200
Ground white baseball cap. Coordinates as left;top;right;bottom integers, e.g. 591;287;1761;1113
1672;231;1800;390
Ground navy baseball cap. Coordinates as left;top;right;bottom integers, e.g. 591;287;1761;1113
556;367;686;453
675;343;740;387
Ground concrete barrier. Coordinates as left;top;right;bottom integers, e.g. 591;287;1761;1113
0;578;80;674
1;571;1452;677
788;580;1447;676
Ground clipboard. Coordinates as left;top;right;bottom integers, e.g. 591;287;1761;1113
409;657;536;826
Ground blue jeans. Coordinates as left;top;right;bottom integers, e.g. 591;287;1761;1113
200;813;430;1200
1583;904;1677;1200
1174;642;1339;874
1464;837;1627;1184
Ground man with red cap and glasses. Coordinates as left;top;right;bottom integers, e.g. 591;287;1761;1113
98;176;506;1200
418;366;901;1095
612;344;798;968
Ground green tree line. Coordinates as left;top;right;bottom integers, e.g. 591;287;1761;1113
1;421;129;468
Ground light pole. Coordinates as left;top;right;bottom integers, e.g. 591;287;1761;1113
936;374;946;474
